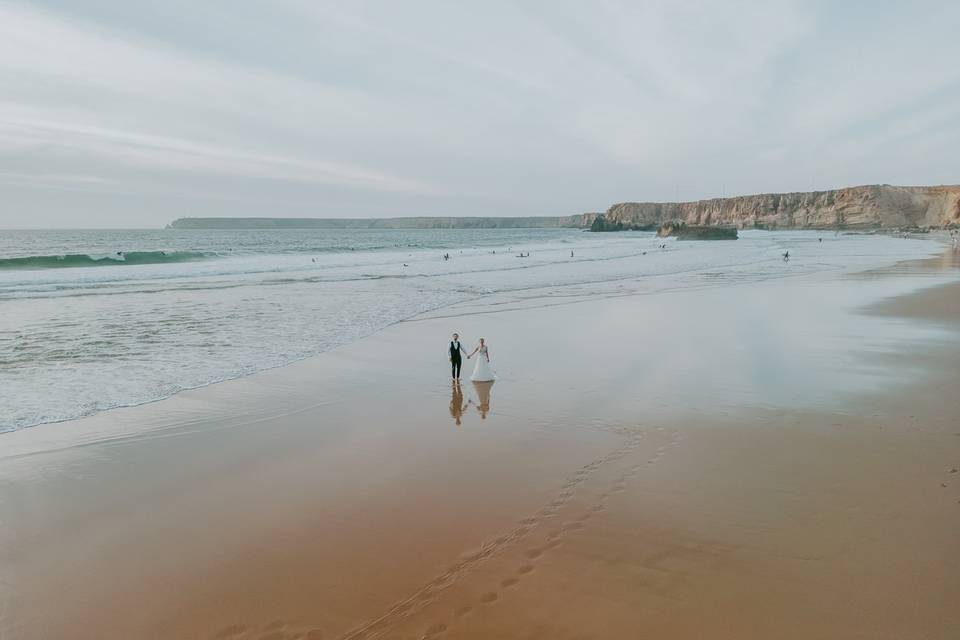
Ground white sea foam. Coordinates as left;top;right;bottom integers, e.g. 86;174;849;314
0;228;946;432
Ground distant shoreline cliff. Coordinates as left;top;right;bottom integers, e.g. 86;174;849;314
601;185;960;231
167;185;959;231
167;214;598;230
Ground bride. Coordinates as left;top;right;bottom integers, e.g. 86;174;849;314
467;337;495;382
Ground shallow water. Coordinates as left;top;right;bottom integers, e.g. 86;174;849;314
0;227;946;432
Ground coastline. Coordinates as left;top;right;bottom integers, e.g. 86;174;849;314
1;229;947;435
2;250;959;639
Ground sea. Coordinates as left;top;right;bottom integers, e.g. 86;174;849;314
0;227;947;433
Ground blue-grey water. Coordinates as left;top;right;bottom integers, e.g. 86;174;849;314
0;227;946;432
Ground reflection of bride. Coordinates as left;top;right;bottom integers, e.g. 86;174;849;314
467;338;495;382
472;380;494;419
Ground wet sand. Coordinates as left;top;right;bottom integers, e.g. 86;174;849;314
2;252;960;640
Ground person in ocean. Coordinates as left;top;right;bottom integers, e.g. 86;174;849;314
449;332;468;381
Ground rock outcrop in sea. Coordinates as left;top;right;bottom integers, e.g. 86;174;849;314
656;222;737;240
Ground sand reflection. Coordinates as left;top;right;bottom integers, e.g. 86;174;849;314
472;380;494;419
449;383;469;426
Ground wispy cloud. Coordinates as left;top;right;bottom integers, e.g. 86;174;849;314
0;0;957;227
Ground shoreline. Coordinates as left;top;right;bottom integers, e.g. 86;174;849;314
3;249;959;639
3;232;952;443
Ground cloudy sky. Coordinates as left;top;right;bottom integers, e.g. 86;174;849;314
0;1;958;228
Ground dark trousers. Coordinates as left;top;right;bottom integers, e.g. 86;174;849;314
451;355;462;378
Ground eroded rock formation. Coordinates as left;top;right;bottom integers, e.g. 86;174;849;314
604;185;960;230
656;222;737;240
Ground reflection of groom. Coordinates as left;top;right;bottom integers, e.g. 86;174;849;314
449;384;469;425
449;332;467;381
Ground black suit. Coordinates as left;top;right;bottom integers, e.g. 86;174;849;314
449;340;465;378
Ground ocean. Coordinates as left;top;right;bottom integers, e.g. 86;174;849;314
0;227;945;433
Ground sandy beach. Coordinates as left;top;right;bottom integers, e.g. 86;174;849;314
2;249;959;640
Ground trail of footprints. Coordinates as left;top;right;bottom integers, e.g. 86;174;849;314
211;427;682;640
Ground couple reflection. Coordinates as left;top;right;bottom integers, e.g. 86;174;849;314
449;381;494;425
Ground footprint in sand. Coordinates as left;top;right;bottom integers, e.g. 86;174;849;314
423;622;448;637
335;429;673;639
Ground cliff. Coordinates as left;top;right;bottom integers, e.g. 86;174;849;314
603;185;960;230
167;185;960;232
168;214;598;230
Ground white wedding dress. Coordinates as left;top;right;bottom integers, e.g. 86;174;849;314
470;345;495;381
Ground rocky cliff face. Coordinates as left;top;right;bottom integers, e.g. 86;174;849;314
604;185;960;230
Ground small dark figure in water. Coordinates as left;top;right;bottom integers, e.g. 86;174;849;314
782;251;790;262
570;250;574;258
818;238;822;243
403;263;409;267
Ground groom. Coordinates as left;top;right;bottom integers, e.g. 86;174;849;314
449;332;468;381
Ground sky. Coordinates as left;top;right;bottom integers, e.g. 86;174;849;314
0;1;958;228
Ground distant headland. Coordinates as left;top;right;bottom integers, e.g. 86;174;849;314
167;215;596;230
168;184;960;231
